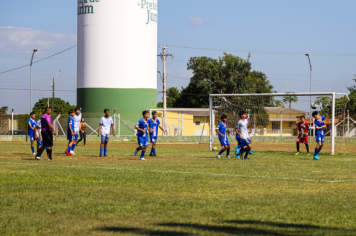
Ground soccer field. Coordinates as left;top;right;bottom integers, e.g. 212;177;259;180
0;141;356;235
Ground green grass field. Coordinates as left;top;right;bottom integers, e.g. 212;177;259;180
0;140;356;235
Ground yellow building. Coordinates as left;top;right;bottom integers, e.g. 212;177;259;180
154;107;306;137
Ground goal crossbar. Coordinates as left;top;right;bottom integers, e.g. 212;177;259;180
209;92;349;154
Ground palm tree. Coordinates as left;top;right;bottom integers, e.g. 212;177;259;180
282;92;298;108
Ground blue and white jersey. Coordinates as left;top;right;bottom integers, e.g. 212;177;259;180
235;119;249;140
35;119;41;138
216;122;227;140
136;119;149;138
148;118;160;137
67;117;75;135
28;118;36;135
315;115;326;136
100;116;114;136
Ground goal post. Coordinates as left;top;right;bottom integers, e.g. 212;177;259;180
209;92;350;154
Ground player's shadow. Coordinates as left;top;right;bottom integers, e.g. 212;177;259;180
96;226;188;236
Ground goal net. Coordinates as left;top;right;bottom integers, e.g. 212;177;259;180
209;93;350;154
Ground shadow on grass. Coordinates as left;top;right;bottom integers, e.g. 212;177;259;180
97;226;188;236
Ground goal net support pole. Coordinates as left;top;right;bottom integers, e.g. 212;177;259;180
209;92;349;154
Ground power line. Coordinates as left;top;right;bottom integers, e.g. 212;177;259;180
0;45;77;75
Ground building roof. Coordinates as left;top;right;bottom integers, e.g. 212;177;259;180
183;111;209;117
264;107;307;114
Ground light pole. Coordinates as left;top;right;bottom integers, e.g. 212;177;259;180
52;70;62;112
305;54;312;143
30;49;38;113
35;91;49;107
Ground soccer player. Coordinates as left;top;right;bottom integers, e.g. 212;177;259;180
98;109;115;157
235;111;252;160
295;116;310;155
312;111;326;160
246;111;254;155
71;108;82;155
35;107;57;161
66;110;75;156
215;114;231;158
148;111;166;156
34;118;48;156
28;112;36;155
134;111;152;160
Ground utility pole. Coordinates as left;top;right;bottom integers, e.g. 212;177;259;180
30;49;37;113
157;45;173;135
52;77;55;112
305;54;312;144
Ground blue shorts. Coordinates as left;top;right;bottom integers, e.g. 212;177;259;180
219;137;230;147
29;134;35;142
36;138;43;146
240;139;251;146
316;135;324;143
236;138;243;146
101;135;109;142
67;133;76;141
138;136;149;147
74;133;79;140
150;135;157;144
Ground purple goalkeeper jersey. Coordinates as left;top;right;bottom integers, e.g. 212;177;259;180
41;113;53;131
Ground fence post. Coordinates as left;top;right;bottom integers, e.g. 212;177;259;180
209;96;213;151
347;110;350;137
11;108;14;139
331;93;336;155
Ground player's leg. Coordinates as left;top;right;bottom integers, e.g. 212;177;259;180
140;141;148;160
314;135;322;160
99;135;106;157
244;142;252;159
304;136;310;155
226;145;231;158
71;134;78;154
217;139;226;158
104;140;108;157
135;137;143;156
248;139;254;155
296;136;301;155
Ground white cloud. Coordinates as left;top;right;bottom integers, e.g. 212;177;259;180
0;26;76;51
188;17;213;27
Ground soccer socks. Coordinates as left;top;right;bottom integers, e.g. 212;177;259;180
36;146;45;157
67;146;71;152
31;146;35;153
218;149;225;155
306;144;310;153
296;143;300;152
226;149;230;157
47;149;52;159
153;148;156;155
240;148;247;155
314;148;320;156
100;148;103;155
245;150;249;159
140;150;146;158
319;146;323;151
104;149;107;156
72;144;76;151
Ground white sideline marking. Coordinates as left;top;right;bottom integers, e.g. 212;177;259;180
0;161;355;183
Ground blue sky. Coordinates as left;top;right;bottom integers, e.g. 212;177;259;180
0;0;355;114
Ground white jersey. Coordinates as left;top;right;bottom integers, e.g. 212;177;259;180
100;116;114;136
235;119;249;140
74;113;82;133
35;119;41;138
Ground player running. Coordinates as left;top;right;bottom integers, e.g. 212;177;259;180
312;111;326;160
98;109;115;157
28;112;36;155
65;110;75;156
295;116;310;155
134;111;152;160
235;111;252;160
71;108;82;155
215;114;231;158
148;111;166;157
35;107;57;161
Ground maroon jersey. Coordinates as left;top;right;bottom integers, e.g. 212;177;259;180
297;122;310;138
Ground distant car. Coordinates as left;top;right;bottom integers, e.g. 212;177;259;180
6;130;27;135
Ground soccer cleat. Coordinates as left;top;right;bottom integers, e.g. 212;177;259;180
99;154;102;157
313;155;320;160
70;151;75;155
65;150;72;156
307;153;310;156
104;155;108;157
140;158;146;161
33;153;36;156
216;155;221;159
235;146;240;155
226;156;231;158
244;156;250;160
149;153;154;156
249;151;255;155
295;152;300;155
35;156;42;161
235;155;240;158
48;157;53;161
134;148;139;156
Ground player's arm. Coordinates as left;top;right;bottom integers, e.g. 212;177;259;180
34;126;37;139
236;129;243;139
29;122;35;131
215;128;224;137
159;125;166;133
98;124;102;137
47;121;57;138
135;124;145;133
69;122;74;136
38;127;43;140
111;124;116;136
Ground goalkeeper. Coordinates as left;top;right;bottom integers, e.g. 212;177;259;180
295;116;310;155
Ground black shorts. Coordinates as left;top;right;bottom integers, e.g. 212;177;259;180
41;130;53;147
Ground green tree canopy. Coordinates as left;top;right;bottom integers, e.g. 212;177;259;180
0;106;8;115
32;98;76;117
157;87;181;108
282;92;298;108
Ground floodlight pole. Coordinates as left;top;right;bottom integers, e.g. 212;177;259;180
305;54;312;143
11;107;14;137
30;49;38;113
209;96;213;151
